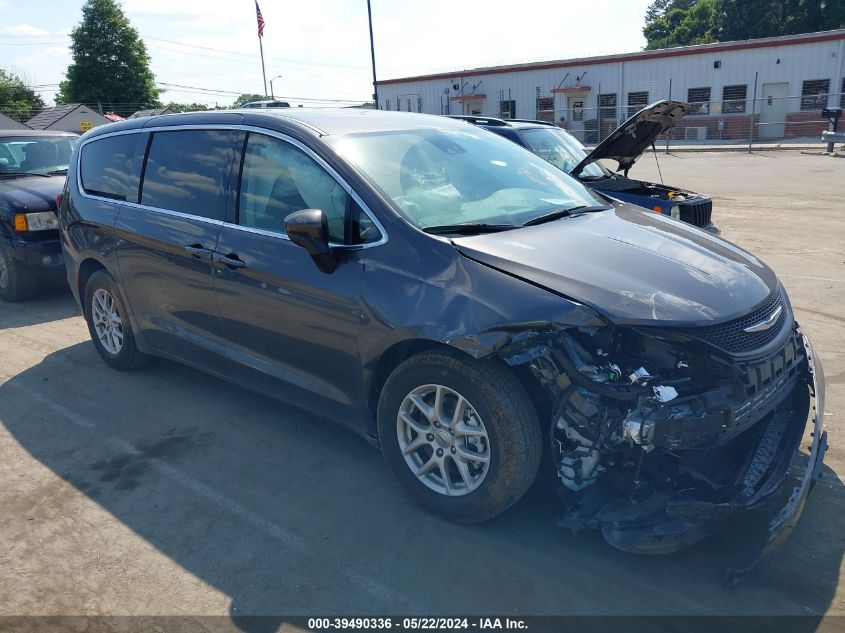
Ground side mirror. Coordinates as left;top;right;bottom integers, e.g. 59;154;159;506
284;209;337;273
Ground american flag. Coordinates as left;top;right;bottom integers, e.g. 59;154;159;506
255;1;265;38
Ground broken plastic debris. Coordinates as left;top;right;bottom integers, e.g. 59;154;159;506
628;366;651;383
653;385;679;402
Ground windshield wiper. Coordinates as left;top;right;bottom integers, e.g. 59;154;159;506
522;205;610;227
423;222;518;235
47;169;68;175
0;171;51;178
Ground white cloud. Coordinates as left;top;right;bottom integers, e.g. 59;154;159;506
0;23;50;36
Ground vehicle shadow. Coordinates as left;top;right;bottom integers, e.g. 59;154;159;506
0;342;841;633
0;285;78;330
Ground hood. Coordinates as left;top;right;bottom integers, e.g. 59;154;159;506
572;100;690;177
452;204;777;326
0;175;64;214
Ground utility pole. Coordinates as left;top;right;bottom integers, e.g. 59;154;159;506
367;0;379;109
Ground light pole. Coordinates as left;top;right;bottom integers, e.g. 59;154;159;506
367;0;378;109
270;75;283;100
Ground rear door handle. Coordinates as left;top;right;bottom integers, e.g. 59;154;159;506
184;244;214;259
212;252;247;269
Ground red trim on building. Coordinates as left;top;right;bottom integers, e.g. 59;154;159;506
552;86;592;94
449;94;487;101
377;31;845;86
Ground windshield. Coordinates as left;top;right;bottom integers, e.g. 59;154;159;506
517;127;608;179
0;136;77;175
326;126;604;230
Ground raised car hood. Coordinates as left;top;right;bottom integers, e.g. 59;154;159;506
0;175;64;213
452;204;778;326
571;100;691;177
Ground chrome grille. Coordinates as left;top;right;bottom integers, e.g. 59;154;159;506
679;287;789;354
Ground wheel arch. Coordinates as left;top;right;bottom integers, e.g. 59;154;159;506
77;257;108;314
365;336;550;440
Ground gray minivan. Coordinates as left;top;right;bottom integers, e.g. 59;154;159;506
58;109;825;571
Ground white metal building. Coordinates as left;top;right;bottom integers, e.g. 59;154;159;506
377;30;845;142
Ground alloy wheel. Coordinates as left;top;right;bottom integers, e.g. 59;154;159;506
396;384;491;496
91;288;124;355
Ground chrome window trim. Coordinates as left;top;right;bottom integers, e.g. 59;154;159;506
75;124;388;249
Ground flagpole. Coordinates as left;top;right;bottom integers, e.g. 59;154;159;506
259;35;268;97
367;0;378;110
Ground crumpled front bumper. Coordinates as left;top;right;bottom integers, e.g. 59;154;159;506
725;328;827;581
574;329;826;576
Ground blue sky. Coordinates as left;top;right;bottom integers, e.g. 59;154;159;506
1;0;651;108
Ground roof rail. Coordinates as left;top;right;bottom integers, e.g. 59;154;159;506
508;118;557;127
445;114;510;127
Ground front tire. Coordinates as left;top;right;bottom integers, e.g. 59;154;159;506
0;242;36;302
83;270;150;370
377;349;542;523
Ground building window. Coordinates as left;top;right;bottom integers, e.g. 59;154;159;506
500;100;516;119
599;93;617;120
687;87;711;114
722;84;747;114
801;79;830;111
627;91;648;117
536;96;554;123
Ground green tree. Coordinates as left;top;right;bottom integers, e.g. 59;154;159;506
161;102;211;113
643;0;716;49
58;0;159;116
0;70;44;123
231;93;266;108
644;0;845;49
713;0;845;40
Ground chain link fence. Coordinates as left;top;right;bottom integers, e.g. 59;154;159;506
525;91;845;150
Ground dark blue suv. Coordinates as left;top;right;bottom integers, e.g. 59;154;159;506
0;130;77;301
452;101;719;234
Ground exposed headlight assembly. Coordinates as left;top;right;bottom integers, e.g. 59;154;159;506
14;212;58;232
669;205;681;220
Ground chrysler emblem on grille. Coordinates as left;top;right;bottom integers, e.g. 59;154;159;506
742;305;783;333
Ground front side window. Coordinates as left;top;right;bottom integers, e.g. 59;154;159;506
140;129;238;220
238;133;378;245
80;134;136;200
327;126;603;230
0;135;76;177
518;127;606;179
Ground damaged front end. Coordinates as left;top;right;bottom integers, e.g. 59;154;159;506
474;300;826;570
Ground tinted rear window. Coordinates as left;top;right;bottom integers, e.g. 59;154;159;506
80;134;138;201
140;130;237;220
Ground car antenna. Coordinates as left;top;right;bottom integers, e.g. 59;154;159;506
651;142;664;185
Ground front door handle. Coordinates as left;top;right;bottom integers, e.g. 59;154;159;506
184;244;214;259
212;252;247;269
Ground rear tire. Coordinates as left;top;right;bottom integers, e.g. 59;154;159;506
377;349;542;523
83;270;150;370
0;242;36;302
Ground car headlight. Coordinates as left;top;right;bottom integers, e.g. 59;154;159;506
14;212;58;232
669;205;681;220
